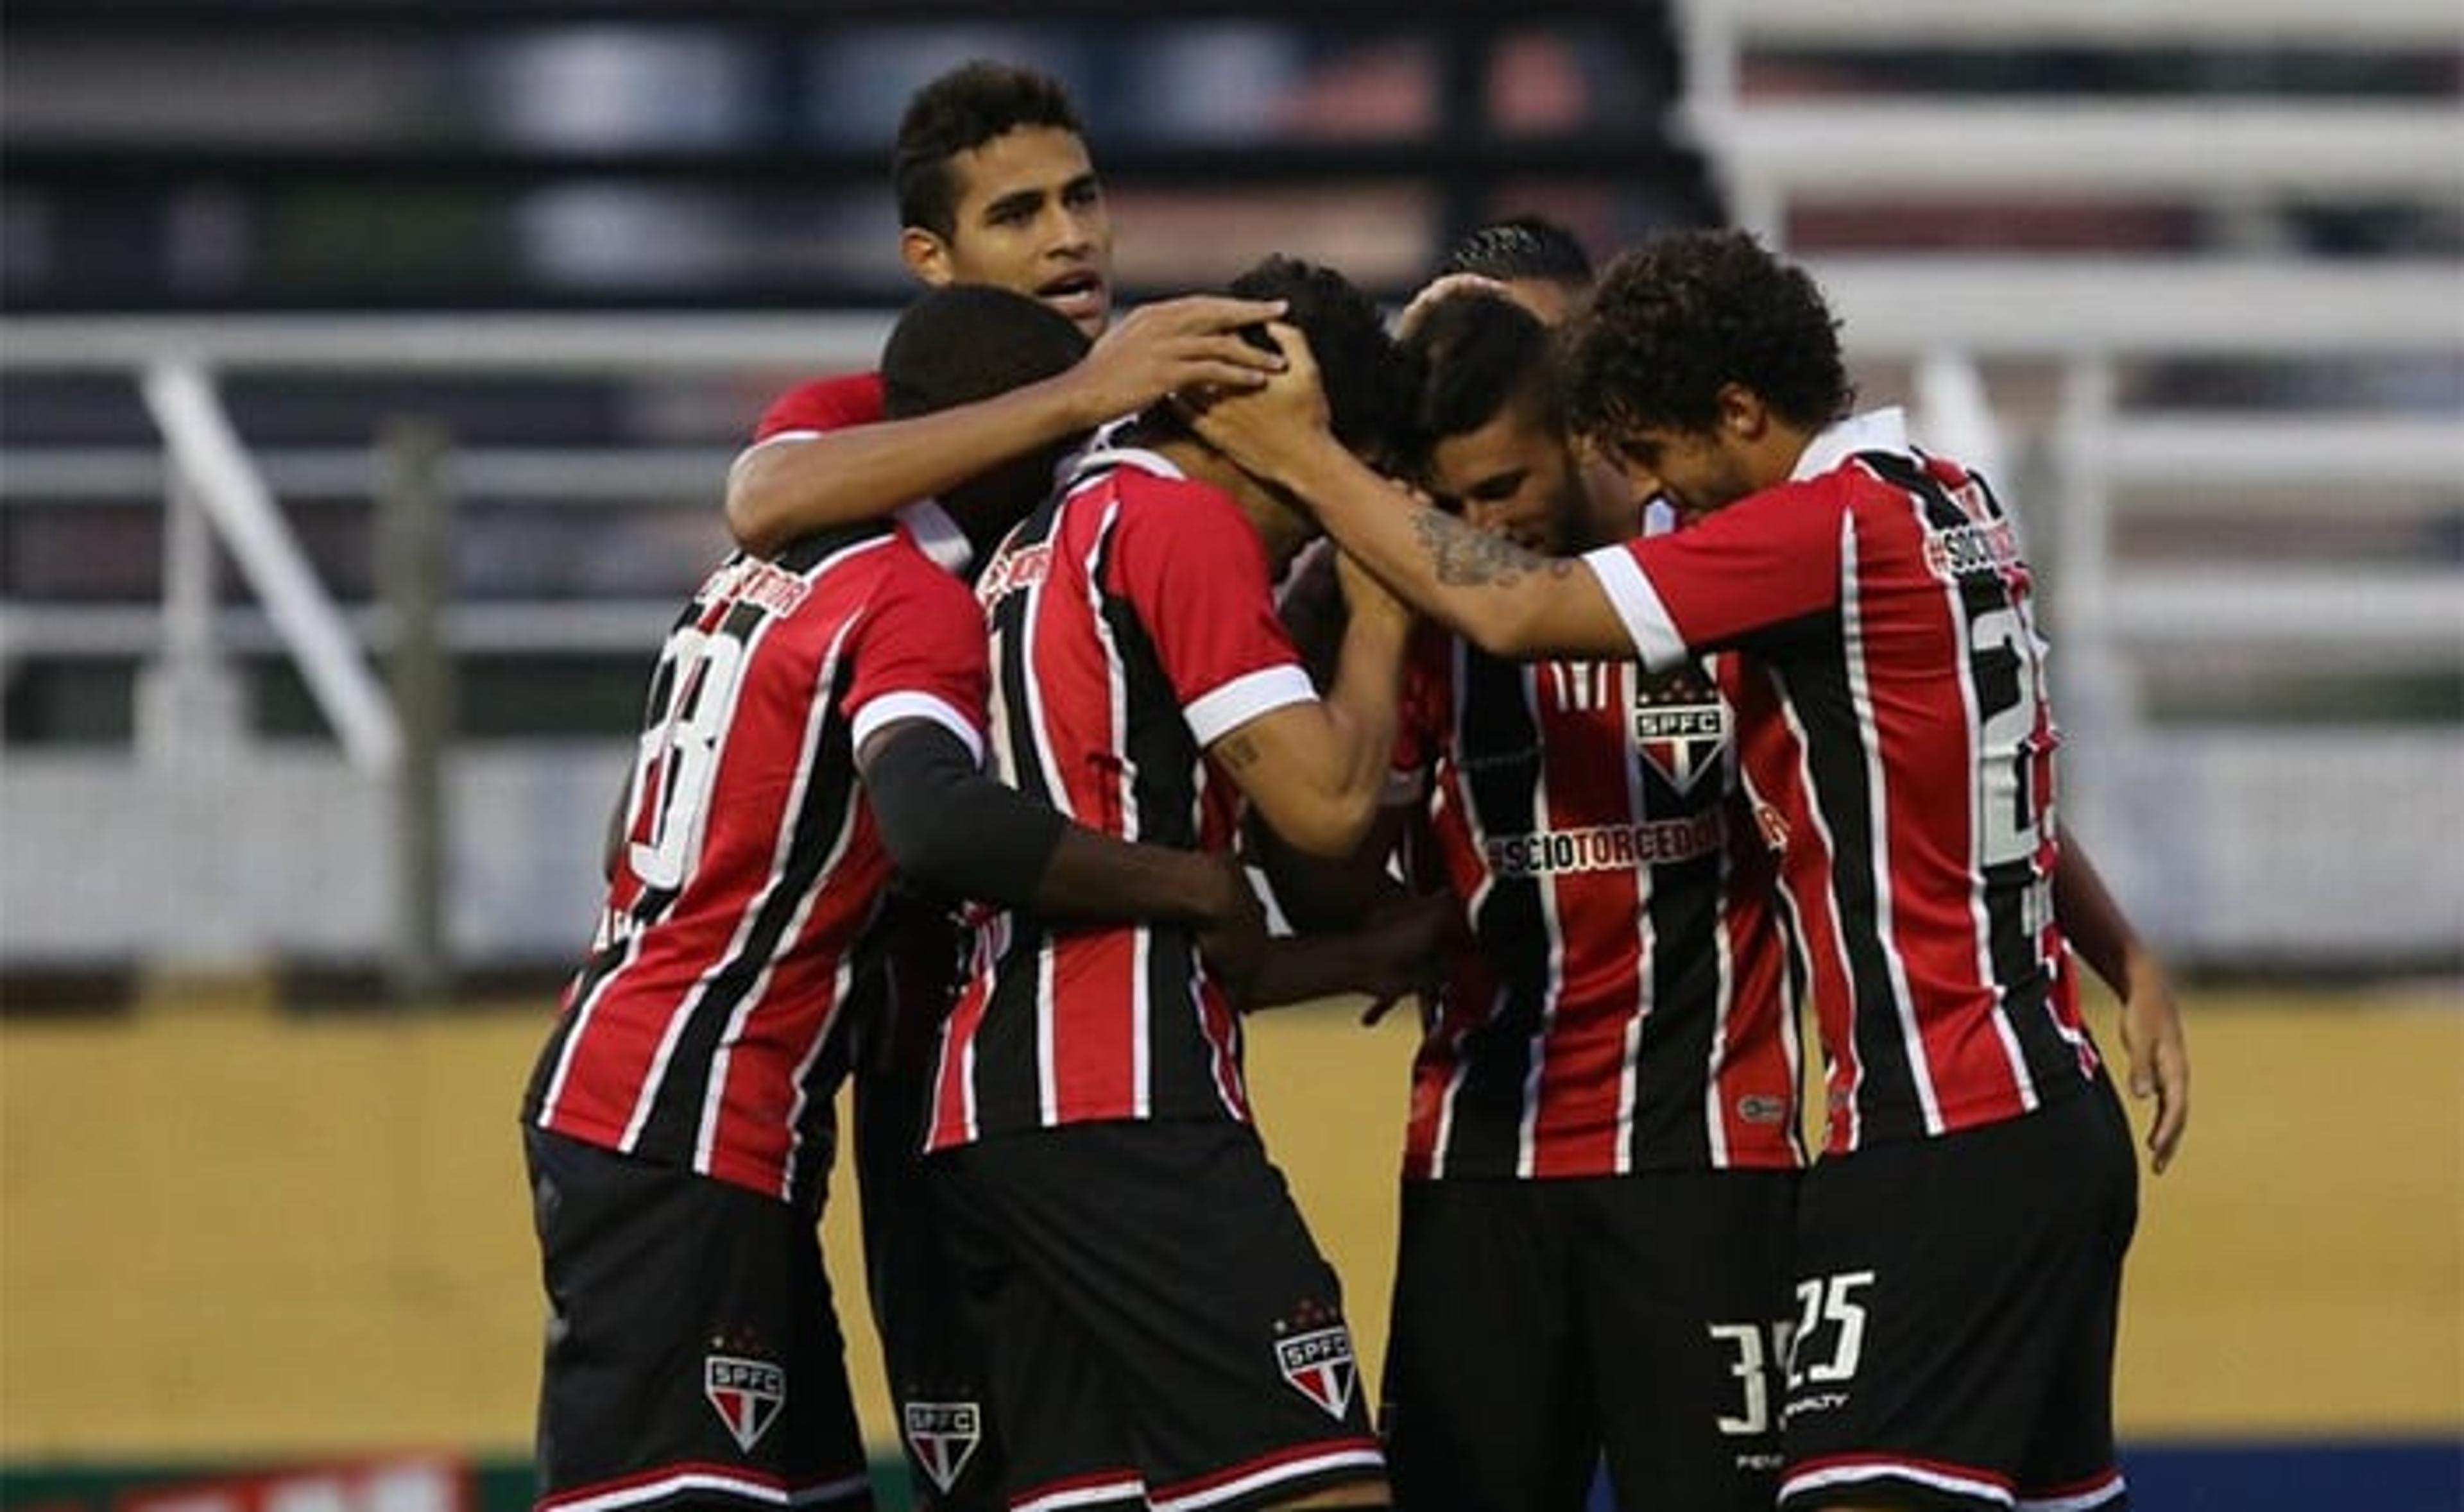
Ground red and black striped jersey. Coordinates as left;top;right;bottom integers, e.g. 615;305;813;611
925;447;1319;1151
1580;410;2101;1155
525;504;987;1207
1395;627;1804;1180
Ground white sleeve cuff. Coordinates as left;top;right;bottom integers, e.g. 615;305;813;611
728;429;823;482
1186;664;1319;748
851;692;984;765
1579;547;1689;672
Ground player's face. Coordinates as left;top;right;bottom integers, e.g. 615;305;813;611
906;126;1113;337
1427;399;1590;554
1607;422;1759;522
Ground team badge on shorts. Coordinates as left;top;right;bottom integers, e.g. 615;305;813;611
903;1400;984;1495
1274;1325;1358;1420
705;1354;786;1452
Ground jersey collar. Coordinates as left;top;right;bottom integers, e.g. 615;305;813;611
1792;406;1913;482
1067;444;1186;487
896;498;973;577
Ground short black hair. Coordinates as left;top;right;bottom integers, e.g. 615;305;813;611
893;61;1085;239
881;282;1090;421
1562;228;1851;439
1436;214;1595;287
1397;290;1559;483
880;284;1092;547
1228;255;1417;468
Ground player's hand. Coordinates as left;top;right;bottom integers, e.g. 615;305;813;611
1062;295;1288;426
1192;852;1270;1005
1351;892;1457;1026
1185;321;1334;489
2117;956;2189;1173
1394;271;1510;339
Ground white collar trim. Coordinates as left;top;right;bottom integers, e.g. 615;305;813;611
895;498;973;576
1792;407;1912;482
1070;445;1186;484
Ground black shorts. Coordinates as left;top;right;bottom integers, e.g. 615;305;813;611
854;1067;1005;1512
1380;1168;1799;1512
1778;1078;2139;1511
927;1120;1386;1512
524;1126;873;1512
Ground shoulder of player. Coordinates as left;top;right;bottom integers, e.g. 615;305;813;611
749;370;888;443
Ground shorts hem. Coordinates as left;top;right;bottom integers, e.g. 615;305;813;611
537;1462;873;1512
1147;1440;1385;1512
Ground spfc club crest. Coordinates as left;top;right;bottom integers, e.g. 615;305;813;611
1631;668;1729;794
1274;1325;1358;1420
705;1354;786;1452
903;1400;984;1495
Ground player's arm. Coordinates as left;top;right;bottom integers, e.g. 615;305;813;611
1192;323;1632;663
858;719;1254;933
1208;558;1414;860
1236;891;1455;1019
2055;828;2189;1173
726;295;1291;555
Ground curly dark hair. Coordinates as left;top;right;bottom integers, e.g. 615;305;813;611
1397;289;1559;484
1226;255;1418;466
1435;213;1595;288
1561;229;1851;441
893;62;1084;239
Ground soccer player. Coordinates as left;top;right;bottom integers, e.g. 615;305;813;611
1358;289;1802;1511
920;256;1419;1512
1188;228;2190;1512
724;60;1288;559
520;284;1269;1512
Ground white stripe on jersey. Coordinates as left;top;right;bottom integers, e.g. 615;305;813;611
1079;502;1153;1117
618;599;830;1153
1514;665;1564;1179
696;628;865;1186
1016;506;1077;1130
1770;613;1867;1150
775;949;857;1197
1928;486;2043;1114
1617;663;1650;1176
1837;509;1944;1137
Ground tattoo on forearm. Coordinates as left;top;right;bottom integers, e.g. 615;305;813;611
1219;733;1260;771
1413;510;1575;587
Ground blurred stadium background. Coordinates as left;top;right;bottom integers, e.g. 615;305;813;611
1;3;2458;1509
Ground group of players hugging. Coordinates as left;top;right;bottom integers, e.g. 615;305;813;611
519;58;2189;1512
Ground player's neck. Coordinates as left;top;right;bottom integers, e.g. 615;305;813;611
1153;436;1314;573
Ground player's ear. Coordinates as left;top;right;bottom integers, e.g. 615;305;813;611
902;227;956;287
1715;382;1767;442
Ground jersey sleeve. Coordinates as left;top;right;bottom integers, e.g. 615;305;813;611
1579;473;1851;672
1108;480;1317;748
844;557;989;765
740;372;889;453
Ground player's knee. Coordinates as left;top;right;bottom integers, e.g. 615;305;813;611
1261;1480;1391;1510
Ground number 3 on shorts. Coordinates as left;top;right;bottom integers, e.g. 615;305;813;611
1787;1270;1876;1389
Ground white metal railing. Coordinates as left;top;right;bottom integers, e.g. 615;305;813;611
1;271;2458;967
1678;0;2464;244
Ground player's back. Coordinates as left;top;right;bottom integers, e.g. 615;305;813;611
530;521;982;1204
929;445;1315;1150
